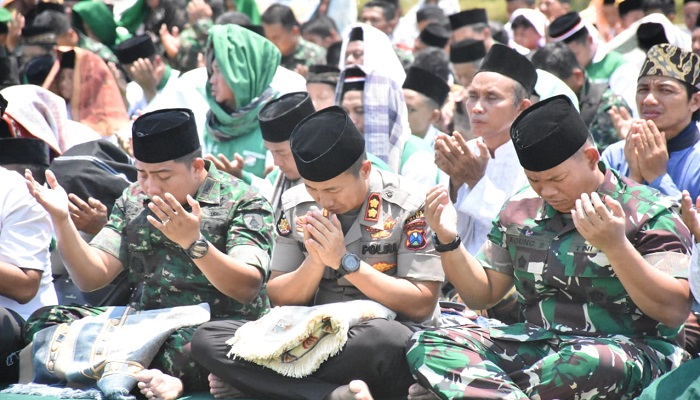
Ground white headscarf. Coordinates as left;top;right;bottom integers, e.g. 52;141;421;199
338;22;406;86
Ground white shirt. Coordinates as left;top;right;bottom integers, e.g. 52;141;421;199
126;69;181;118
453;139;528;255
0;168;57;319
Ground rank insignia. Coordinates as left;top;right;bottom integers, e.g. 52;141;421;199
365;193;381;222
405;228;427;250
295;215;306;233
277;212;291;236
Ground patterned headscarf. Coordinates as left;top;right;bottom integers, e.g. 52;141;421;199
639;44;700;89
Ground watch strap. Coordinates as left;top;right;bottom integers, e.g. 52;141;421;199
432;233;461;253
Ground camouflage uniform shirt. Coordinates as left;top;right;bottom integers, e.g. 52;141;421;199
579;79;631;152
174;18;212;73
280;38;326;72
478;164;692;343
90;162;274;320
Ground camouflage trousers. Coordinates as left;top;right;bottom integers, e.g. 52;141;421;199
24;305;209;392
406;324;683;400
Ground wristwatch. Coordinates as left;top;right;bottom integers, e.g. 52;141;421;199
186;233;210;259
432;233;461;253
335;253;361;278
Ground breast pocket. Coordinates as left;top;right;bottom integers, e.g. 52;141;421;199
125;223;154;276
504;228;553;276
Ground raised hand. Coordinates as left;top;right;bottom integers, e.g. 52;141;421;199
571;192;626;253
24;169;70;222
68;195;109;235
146;193;202;248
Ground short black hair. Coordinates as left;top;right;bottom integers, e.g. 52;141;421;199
531;42;580;81
412;47;450;82
326;41;342;66
642;0;676;17
363;1;396;22
261;3;299;30
682;82;700;121
173;147;203;167
301;15;338;38
33;10;71;36
214;11;251;26
346;151;367;177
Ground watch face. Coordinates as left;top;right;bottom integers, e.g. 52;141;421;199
343;253;361;272
189;240;209;259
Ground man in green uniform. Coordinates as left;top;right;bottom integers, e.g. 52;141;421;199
406;95;693;399
548;11;626;85
24;108;274;400
532;41;631;151
192;106;444;400
261;3;326;78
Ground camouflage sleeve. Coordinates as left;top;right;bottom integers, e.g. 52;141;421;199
227;192;275;279
90;195;129;262
591;90;631;151
634;206;693;278
475;214;514;275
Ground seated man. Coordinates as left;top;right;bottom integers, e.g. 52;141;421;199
0;137;56;383
24;108;274;399
602;44;700;200
192;106;444;400
407;95;693;399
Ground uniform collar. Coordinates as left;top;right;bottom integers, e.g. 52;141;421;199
193;161;223;205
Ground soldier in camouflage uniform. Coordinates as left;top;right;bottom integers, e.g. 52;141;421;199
406;95;693;400
531;42;631;152
24;108;274;399
261;4;325;78
170;18;211;73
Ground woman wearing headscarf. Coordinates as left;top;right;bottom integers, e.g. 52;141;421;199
72;0;130;49
203;23;280;181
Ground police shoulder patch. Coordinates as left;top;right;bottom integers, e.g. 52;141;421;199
405;227;427;250
365;192;381;222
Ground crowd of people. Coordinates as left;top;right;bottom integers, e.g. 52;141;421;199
1;0;700;399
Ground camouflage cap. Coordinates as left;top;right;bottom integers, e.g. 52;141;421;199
639;44;700;89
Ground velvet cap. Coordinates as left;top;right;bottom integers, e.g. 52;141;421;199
510;95;590;172
349;26;364;41
307;64;340;86
114;34;156;65
259;92;316;143
132;108;200;163
548;11;585;42
636;22;668;50
290;106;365;182
419;23;450;48
340;65;366;96
60;49;75;69
0;137;50;166
449;8;488;31
22;25;56;46
477;43;537;95
449;38;486;63
403;67;450;106
639;44;700;89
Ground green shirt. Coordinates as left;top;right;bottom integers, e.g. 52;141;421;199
91;162;274;320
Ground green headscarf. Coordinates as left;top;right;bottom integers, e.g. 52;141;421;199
117;0;148;35
72;1;119;47
204;24;280;139
234;0;261;25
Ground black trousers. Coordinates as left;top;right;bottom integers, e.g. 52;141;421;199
191;318;417;400
0;306;24;383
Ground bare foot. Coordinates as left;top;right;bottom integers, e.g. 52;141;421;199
326;380;374;400
407;382;439;399
208;373;247;398
135;369;184;400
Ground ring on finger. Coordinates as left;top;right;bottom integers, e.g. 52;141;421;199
163;217;171;226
